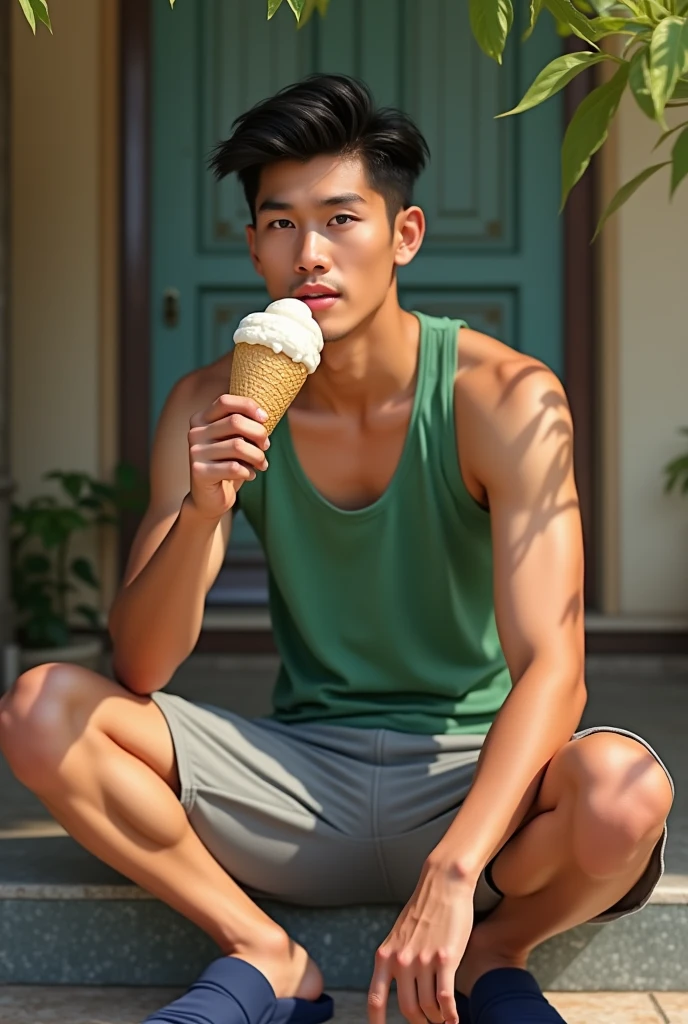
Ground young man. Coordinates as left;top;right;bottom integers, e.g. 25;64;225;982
0;75;673;1024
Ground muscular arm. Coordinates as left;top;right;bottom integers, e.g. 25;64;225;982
108;375;232;695
431;357;586;878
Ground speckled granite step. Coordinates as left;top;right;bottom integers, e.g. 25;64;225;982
1;871;687;991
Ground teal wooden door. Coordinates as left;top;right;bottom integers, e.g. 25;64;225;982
152;0;563;603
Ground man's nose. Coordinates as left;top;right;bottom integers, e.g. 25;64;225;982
295;231;331;274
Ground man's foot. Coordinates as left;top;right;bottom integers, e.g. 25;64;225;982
232;927;325;1001
141;954;334;1024
454;923;528;998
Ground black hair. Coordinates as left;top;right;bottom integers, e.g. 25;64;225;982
207;73;430;228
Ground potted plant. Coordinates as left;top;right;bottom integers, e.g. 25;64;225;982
664;428;688;497
9;463;147;674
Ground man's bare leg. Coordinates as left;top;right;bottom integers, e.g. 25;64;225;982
0;662;323;1001
455;732;673;995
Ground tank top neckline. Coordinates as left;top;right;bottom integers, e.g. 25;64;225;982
278;311;430;520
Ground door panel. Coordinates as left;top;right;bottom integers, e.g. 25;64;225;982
152;0;563;603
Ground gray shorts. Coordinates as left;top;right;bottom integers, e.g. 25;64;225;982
151;692;672;924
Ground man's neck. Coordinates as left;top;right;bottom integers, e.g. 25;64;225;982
295;299;421;417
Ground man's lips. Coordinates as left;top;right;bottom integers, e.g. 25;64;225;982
293;287;341;311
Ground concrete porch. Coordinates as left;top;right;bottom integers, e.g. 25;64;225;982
1;653;687;993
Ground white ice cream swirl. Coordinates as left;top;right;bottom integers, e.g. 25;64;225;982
233;298;324;375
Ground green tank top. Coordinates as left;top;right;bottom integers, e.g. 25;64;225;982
237;311;511;734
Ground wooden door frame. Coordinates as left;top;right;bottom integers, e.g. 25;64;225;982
119;2;600;610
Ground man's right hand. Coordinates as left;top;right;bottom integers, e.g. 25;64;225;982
187;394;271;520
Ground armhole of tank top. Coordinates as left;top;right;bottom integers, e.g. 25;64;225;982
444;319;492;522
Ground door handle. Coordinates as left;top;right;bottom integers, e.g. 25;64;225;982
163;287;180;328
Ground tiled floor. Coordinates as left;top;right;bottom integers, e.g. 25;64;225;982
0;987;685;1023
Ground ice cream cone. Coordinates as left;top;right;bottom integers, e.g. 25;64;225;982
230;297;324;435
230;342;308;435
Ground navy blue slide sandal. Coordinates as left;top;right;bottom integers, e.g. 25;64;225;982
455;990;472;1023
469;968;567;1023
142;956;335;1024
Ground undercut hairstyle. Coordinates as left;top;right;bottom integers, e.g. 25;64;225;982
207;73;430;229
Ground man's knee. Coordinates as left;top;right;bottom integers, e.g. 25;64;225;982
561;733;673;878
0;662;103;790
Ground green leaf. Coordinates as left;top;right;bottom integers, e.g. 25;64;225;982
630;46;658;117
544;0;601;43
639;0;673;19
298;0;329;27
671;124;688;191
671;76;688;96
71;557;99;588
18;0;36;33
664;452;688;491
649;16;688;120
652;117;688;146
74;604;101;629
286;0;306;19
561;62;630;208
498;52;611;117
21;553;51;574
18;0;52;33
469;0;514;64
524;0;545;40
593;160;670;237
46;471;87;502
267;0;284;19
30;0;51;32
170;0;175;6
591;15;652;34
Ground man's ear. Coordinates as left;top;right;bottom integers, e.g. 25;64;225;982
393;206;425;268
245;224;264;277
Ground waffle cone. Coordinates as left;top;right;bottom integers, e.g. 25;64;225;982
230;342;309;435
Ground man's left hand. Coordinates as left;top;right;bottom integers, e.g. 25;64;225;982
367;860;476;1024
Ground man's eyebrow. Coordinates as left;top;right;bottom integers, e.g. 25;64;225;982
256;193;367;213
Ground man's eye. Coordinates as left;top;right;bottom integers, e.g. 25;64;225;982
270;219;293;230
331;214;354;225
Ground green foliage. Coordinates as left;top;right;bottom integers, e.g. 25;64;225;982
17;0;51;35
10;463;148;650
17;0;688;235
561;62;630;208
664;429;688;495
475;0;688;237
469;0;514;65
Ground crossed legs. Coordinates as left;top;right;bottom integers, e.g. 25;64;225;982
0;662;673;1006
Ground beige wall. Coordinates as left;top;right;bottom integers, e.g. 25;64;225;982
610;93;688;616
11;0;119;619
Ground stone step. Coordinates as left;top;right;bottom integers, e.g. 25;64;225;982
1;875;687;991
0;986;685;1024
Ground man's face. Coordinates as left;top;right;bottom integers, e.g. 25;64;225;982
246;154;423;341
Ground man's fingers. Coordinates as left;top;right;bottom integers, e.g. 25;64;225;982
395;969;429;1024
436;963;459;1024
416;968;444;1024
192;394;268;428
367;955;392;1024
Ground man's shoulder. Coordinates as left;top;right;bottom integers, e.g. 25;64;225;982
452;326;570;501
454;326;567;431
